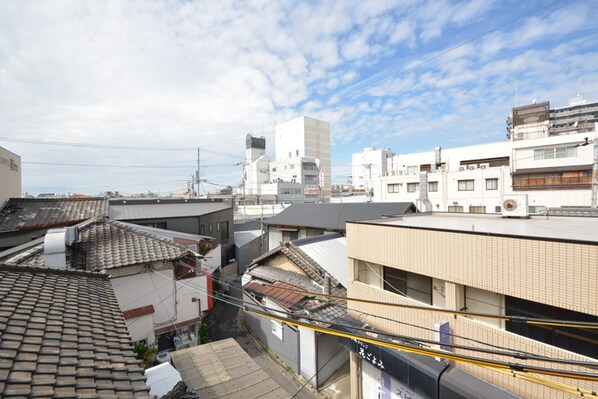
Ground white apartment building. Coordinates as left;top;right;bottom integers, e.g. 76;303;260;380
0;146;21;207
242;116;331;204
368;128;596;212
351;147;393;193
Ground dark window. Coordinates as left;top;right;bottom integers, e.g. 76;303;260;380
282;230;298;242
200;224;204;234
407;183;419;193
383;267;432;305
220;221;229;240
506;296;598;359
208;223;213;233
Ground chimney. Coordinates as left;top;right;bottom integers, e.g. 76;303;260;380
44;226;78;269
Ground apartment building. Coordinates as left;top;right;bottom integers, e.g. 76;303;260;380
371;129;596;212
0;146;21;207
243;116;331;204
352;147;393;194
345;213;598;398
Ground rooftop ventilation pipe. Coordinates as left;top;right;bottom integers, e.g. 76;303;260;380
44;226;78;269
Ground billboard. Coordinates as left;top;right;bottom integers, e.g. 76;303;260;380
511;101;550;127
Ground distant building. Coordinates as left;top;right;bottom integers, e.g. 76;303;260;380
351;147;393;195
507;96;598;140
242;116;332;204
0;146;21;207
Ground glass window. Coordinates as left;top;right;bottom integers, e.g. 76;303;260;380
208;223;213;233
383;267;432;305
387;184;400;193
406;165;418;175
486;178;498;190
469;206;486;213
428;181;438;192
448;206;464;213
458;180;474;191
220;221;229;240
407;183;419;193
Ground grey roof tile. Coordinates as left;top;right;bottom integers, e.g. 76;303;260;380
0;198;108;232
0;264;149;398
109;202;231;221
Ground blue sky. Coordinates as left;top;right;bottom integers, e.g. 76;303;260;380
1;0;597;195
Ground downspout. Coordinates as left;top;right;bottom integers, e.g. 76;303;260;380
436;362;450;399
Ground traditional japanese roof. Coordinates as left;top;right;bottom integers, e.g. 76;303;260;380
263;202;417;230
0;264;149;398
0;218;193;271
0;197;108;233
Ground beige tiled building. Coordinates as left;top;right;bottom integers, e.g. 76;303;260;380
346;213;598;399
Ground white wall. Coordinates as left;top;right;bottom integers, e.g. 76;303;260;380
126;313;155;345
0;146;21;206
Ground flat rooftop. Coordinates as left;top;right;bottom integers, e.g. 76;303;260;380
351;213;598;244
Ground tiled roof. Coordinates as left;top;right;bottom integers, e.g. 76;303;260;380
0;218;192;271
263;202;417;230
0;264;149;398
0;198;108;232
244;281;307;308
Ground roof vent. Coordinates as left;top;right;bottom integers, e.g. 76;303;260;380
44;226;78;269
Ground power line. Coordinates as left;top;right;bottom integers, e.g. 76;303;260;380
314;0;562;115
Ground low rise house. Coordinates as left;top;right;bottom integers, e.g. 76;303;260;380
263;202;416;251
243;233;348;390
109;198;234;265
0;197;108;250
345;213;598;398
0;262;149;398
0;217;211;353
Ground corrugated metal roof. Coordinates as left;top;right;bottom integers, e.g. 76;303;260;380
109;202;231;220
263;202;416;230
0;197;108;232
171;338;290;398
234;230;262;248
294;234;348;288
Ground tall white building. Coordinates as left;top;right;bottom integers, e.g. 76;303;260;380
0;146;21;207
351;147;393;194
274;116;331;201
242;116;331;204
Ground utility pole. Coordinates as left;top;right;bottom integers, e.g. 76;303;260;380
196;148;200;198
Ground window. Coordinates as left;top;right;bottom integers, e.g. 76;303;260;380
383;267;432;305
458;180;474;191
387;184;400;193
282;230;298;242
208;223;213;233
495;206;502;213
468;206;486;213
407;183;419;193
220;221;229;240
406;165;418;175
200;224;204;234
216;222;220;232
272;167;277;172
534;146;577;160
486;178;498;190
448;205;464;213
506;296;598;359
428;181;438;192
290;164;295;169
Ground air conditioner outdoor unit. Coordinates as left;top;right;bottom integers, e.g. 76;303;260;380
467;165;476;170
501;194;529;218
479;163;489;169
458;166;465;171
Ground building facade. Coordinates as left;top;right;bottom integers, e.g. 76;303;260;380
346;213;598;398
370;129;596;212
0;146;21;207
352;147;393;194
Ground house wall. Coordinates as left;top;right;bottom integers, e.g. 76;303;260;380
243;293;300;372
0;146;21;207
126;313;155;345
346;222;598;398
317;332;349;389
299;327;317;386
236;236;262;274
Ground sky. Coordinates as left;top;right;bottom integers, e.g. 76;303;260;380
1;0;597;196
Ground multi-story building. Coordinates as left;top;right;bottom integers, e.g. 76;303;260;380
345;213;598;398
507;96;598;140
369;127;596;212
0;146;21;207
242;116;332;204
351;147;393;194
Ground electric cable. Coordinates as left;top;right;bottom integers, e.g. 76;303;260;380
290;346;345;399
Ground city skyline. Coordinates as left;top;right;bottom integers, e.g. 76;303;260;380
1;0;597;196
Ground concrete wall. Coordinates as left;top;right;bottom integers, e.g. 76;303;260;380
0;146;21;207
317;332;349;388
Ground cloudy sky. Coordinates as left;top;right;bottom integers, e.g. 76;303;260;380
1;0;597;196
